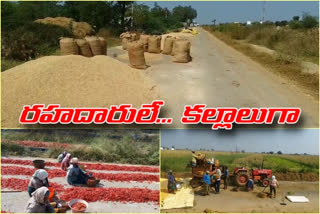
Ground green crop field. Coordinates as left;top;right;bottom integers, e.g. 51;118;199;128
161;150;319;181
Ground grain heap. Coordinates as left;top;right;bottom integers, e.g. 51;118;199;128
1;55;158;128
35;17;94;38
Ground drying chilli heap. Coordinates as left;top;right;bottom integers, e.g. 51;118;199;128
1;178;159;204
1;158;159;173
71;202;86;211
1;165;159;182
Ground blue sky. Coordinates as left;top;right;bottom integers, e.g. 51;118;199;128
141;1;319;24
161;129;319;155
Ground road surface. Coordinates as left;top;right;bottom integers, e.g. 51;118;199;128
111;28;318;129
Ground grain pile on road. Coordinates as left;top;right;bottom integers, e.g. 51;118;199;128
35;17;94;38
1;55;158;128
1;156;159;213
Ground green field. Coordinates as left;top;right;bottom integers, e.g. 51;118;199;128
1;129;159;165
161;150;319;180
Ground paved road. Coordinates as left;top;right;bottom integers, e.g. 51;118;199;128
140;28;318;129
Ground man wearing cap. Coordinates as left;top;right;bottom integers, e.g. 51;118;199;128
203;171;211;195
67;158;88;186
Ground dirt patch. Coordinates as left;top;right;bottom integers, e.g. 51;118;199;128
1;55;158;128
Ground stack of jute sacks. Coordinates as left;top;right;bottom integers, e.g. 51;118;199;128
120;32;192;69
59;36;107;57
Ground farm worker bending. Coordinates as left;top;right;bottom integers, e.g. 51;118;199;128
191;151;197;167
61;153;72;171
270;176;279;198
223;166;229;190
57;151;67;163
67;157;88;186
25;187;55;213
246;179;254;191
214;167;221;194
167;170;177;193
27;169;49;197
203;171;211;195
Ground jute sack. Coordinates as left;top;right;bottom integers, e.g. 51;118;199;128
120;32;132;50
172;40;191;63
148;36;161;53
85;36;103;55
162;36;175;55
127;41;147;69
139;35;150;52
99;37;107;55
60;38;79;55
75;39;93;57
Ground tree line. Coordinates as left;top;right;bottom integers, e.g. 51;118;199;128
2;1;197;34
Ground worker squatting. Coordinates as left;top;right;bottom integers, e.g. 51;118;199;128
167;151;279;198
19;101;300;129
25;152;97;213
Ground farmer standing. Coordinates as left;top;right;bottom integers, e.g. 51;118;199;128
223;166;229;190
270;175;279;198
167;170;177;193
203;171;211;195
214;167;221;194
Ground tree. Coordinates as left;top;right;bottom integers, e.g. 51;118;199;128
241;150;245;153
301;13;318;28
292;16;300;21
172;5;197;25
277;151;282;155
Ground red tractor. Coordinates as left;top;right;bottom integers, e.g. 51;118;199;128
234;166;272;187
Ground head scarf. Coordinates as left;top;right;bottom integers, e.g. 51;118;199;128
271;175;275;180
33;169;48;181
31;187;49;204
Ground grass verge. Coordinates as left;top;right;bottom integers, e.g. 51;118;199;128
203;28;319;99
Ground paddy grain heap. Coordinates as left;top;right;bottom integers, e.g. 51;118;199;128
1;55;158;128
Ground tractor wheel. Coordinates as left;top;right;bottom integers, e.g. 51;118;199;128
235;172;249;186
262;178;270;187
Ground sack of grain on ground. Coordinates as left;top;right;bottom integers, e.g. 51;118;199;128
75;39;93;57
1;55;158;128
127;41;147;69
99;37;107;55
172;40;191;63
139;35;150;52
148;36;161;53
162;36;175;55
85;36;104;55
60;38;79;55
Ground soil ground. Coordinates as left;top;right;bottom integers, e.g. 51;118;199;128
161;180;319;213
